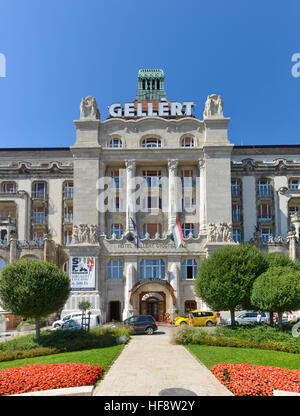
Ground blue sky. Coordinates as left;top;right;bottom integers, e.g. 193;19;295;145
0;0;300;148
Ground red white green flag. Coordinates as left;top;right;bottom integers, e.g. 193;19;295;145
172;217;183;249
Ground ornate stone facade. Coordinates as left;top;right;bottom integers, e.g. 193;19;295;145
1;69;300;324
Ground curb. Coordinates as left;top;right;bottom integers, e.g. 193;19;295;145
11;385;94;396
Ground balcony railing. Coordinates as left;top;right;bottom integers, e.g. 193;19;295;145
64;189;74;199
32;213;47;224
64;214;73;224
258;216;272;222
258;186;272;197
32;191;47;200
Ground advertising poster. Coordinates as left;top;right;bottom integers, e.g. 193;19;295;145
71;257;96;290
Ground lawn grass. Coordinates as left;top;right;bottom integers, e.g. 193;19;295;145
0;344;125;372
186;344;300;370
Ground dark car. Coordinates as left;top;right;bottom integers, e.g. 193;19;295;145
123;315;158;335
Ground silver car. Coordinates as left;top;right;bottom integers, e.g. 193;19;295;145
227;311;269;325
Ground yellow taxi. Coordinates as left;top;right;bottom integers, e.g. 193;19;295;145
172;310;217;327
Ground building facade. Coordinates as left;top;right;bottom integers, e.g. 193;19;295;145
1;69;300;325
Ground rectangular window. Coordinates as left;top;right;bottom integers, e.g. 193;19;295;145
108;259;123;280
232;204;240;222
289;206;298;216
64;182;73;199
140;259;165;280
33;207;46;224
143;223;162;237
261;227;272;242
257;179;272;196
110;224;123;238
64;230;72;245
143;171;161;188
182;259;198;280
33;183;47;199
2;183;16;193
111;170;120;189
233;229;241;243
181;170;193;188
258;203;272;221
289;178;300;190
182;223;195;238
64;206;73;223
231;180;240;197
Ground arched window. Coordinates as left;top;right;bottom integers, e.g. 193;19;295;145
108;259;123;280
141;138;161;148
140;259;165;279
181;137;194;147
182;259;198;280
109;138;123;148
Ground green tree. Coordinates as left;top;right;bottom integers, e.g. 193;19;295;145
194;244;268;326
263;253;300;325
251;266;300;330
0;259;70;339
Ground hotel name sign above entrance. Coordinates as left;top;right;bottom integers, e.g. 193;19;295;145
108;101;195;118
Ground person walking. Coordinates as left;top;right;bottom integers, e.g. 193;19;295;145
188;311;194;326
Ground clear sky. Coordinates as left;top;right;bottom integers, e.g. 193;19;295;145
0;0;300;148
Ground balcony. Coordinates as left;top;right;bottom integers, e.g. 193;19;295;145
258;216;273;222
32;191;47;200
64;214;73;224
32;212;47;224
64;189;74;199
257;185;272;197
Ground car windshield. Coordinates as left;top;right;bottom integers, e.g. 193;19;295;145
63;315;70;321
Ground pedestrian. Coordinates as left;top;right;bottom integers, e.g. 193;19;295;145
273;313;278;326
167;313;170;325
215;311;221;325
188;311;194;326
257;311;262;325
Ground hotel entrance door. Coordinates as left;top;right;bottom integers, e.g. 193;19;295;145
140;292;165;321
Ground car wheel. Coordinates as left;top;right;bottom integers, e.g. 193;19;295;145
145;327;154;335
180;321;187;326
206;321;213;327
54;323;61;328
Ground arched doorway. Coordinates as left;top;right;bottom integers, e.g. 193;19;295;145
108;301;121;322
140;292;165;321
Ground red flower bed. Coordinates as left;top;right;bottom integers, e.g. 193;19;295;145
0;363;104;396
211;363;300;396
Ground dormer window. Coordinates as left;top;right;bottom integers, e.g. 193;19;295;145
141;138;161;148
181;137;194;147
109;138;123;148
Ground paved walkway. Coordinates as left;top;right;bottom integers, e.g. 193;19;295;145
93;325;232;396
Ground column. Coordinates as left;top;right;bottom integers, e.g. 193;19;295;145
198;159;206;234
125;160;136;234
242;176;257;241
123;261;137;320
99;159;106;236
168;159;179;234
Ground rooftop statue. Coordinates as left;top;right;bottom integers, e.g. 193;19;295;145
203;94;224;119
80;96;100;120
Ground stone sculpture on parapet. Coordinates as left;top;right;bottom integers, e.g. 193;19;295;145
203;94;224;119
80;96;100;120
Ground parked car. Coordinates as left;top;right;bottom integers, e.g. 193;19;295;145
52;312;83;329
226;311;269;326
123;315;158;335
52;313;101;330
60;319;82;330
172;310;217;327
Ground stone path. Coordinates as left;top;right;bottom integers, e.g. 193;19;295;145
93;325;233;396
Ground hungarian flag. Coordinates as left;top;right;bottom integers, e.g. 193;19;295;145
172;217;183;249
130;217;141;248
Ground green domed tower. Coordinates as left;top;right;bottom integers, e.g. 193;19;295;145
136;69;166;100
